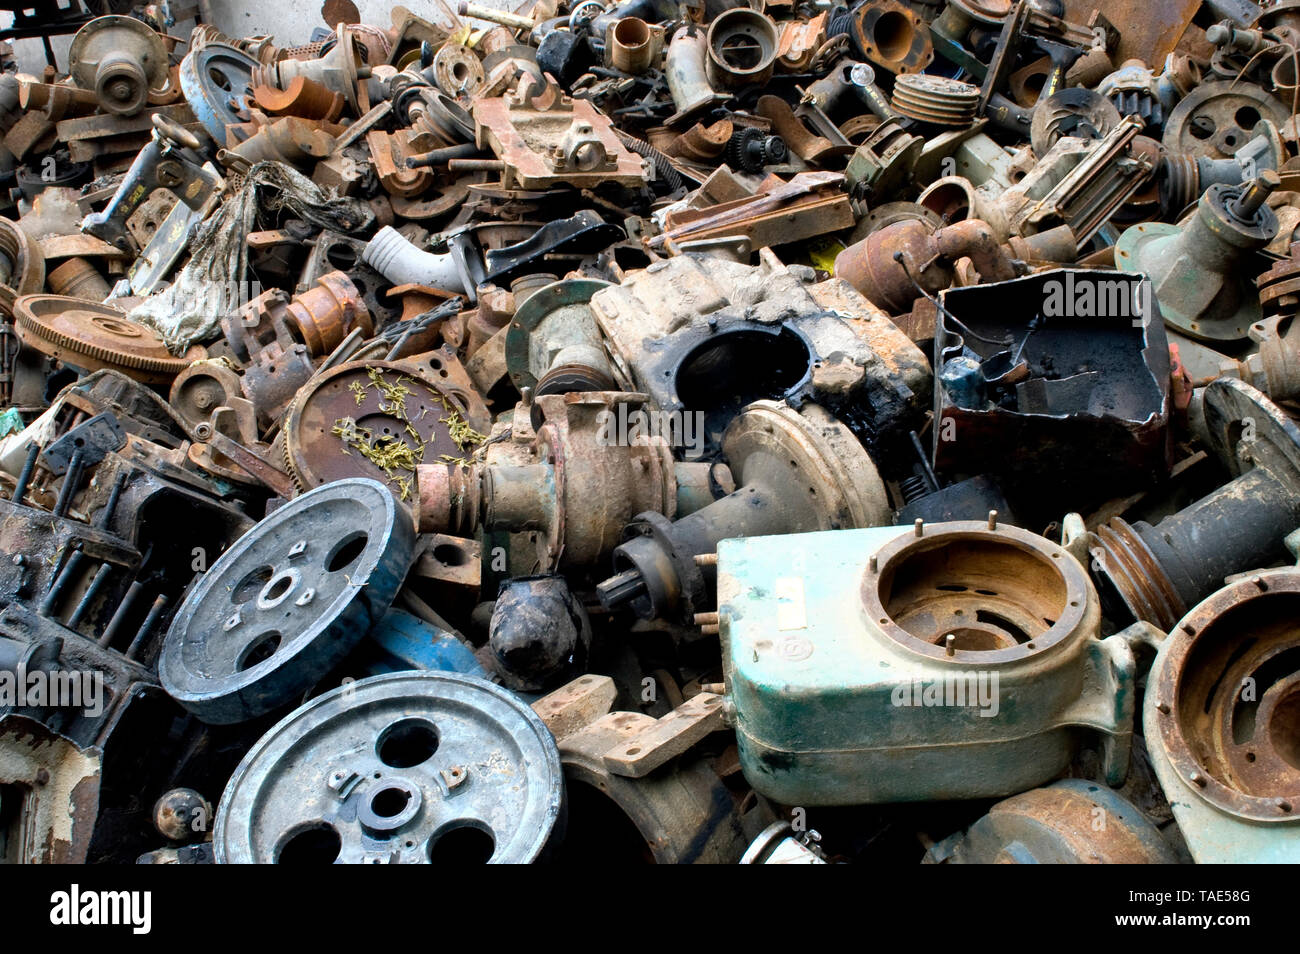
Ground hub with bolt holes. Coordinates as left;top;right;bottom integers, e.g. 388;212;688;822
160;478;415;724
213;671;565;863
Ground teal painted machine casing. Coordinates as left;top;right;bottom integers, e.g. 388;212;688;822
718;520;1135;806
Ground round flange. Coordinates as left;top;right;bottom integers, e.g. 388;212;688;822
12;294;203;385
282;360;490;500
504;278;612;394
722;399;890;530
1149;568;1300;824
179;42;259;142
160;478;415;724
69;15;168;116
432;43;484;98
860;519;1094;665
1161;81;1289;161
213;670;565;863
850;1;933;75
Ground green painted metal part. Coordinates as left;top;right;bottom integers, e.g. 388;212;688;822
718;520;1135;806
1143;567;1300;863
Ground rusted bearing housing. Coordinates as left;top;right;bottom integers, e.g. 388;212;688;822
860;519;1094;665
1150;569;1300;823
610;18;655;75
850;0;932;75
283;270;372;356
705;8;779;90
0;218;45;299
251;76;345;121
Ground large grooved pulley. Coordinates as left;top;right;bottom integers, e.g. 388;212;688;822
1161;80;1288;161
213;671;566;864
160;478;415;724
179;43;259;142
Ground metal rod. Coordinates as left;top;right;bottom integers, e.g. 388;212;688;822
125;594;169;661
39;550;84;617
11;442;38;503
99;580;145;649
67;562;112;629
52;447;85;517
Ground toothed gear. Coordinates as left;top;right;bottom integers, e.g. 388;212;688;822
726;127;787;172
12;294;201;384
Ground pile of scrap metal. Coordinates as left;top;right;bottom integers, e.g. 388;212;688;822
0;0;1297;866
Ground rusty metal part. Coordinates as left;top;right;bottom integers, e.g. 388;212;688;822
417;392;679;571
1088;378;1300;629
366;127;435;197
169;361;246;432
251;76;345;122
473;83;648;191
891;73;980;126
46;258;109;301
69;16;169;117
12;296;202;386
835;218;1015;313
432;43;485;98
654;171;852;252
610;18;657;75
663;120;733;162
946;779;1182;863
1150;569;1300;825
536;675;752;864
775;14;826;72
1228;314;1300;403
226;116;335;168
0;716;102;863
283;359;490;499
0;218;44;295
850;0;933;75
286;271;372;354
705;8;779;90
250;22;372;116
598;400;890;623
756;95;837;163
1162;81;1289;162
922;115;1150;249
1259;246;1300;316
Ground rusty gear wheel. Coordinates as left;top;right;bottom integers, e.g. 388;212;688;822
12;294;203;385
282;360;491;501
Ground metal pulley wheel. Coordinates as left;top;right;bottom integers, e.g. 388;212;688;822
890;74;979;127
160;478;416;724
213;671;565;863
1161;81;1289;161
69;15;169;116
282;360;490;500
12;294;204;386
179;42;259;142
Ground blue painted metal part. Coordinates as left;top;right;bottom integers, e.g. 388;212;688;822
365;607;486;677
178;43;259;143
718;520;1135;805
160;478;416;724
